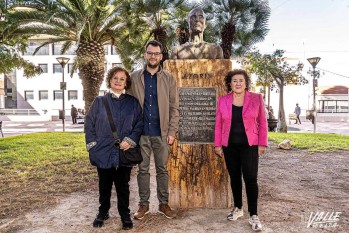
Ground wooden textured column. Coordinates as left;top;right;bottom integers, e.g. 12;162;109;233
163;59;232;208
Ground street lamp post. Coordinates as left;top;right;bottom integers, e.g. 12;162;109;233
0;0;8;21
307;57;321;133
56;57;70;132
0;10;5;21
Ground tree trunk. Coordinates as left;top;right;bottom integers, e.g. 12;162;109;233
220;22;235;59
263;86;266;103
76;41;105;112
267;85;270;110
152;28;169;63
176;25;189;45
277;80;287;132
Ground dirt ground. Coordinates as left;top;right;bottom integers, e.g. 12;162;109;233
1;142;348;233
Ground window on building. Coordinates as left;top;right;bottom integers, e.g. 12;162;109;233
111;46;118;55
68;64;77;74
53;42;76;55
104;45;109;55
68;90;78;100
38;64;48;73
53;64;63;73
318;100;348;113
104;63;107;73
24;40;49;55
25;91;34;100
54;90;63;100
337;101;348;113
112;63;122;67
39;90;48;100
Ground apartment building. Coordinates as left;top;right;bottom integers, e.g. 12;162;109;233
1;38;122;120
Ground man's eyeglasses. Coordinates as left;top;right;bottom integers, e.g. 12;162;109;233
146;51;162;57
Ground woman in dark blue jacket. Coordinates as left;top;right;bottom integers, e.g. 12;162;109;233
85;67;143;230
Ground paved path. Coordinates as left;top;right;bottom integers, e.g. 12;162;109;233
1;120;348;138
1;121;84;138
287;120;349;136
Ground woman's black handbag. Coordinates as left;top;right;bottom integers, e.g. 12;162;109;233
119;146;143;166
103;96;143;166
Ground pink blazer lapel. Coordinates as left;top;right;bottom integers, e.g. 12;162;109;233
223;93;233;115
243;91;256;115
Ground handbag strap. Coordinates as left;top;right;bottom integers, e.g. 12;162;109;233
102;95;120;143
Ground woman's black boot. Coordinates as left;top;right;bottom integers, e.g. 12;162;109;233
93;212;109;227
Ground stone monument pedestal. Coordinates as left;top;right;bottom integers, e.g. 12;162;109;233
163;59;232;208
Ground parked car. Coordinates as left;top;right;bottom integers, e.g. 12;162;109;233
76;113;85;124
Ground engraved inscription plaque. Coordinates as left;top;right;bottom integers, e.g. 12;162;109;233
178;87;216;143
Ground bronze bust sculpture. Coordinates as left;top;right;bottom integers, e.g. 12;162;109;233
171;7;223;59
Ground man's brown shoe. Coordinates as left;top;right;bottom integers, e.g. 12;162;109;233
134;204;149;220
158;204;177;219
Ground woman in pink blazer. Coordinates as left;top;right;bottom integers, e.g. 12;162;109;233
214;69;268;232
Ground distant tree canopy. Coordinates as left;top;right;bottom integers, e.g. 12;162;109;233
3;0;271;111
244;49;307;132
202;0;271;58
0;1;42;77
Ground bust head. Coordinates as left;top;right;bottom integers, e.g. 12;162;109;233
171;7;223;59
187;7;206;35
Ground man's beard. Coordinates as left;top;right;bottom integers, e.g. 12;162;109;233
147;61;160;69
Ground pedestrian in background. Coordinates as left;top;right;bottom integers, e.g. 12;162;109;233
129;40;179;220
71;105;78;124
85;67;143;230
294;103;301;124
214;69;268;231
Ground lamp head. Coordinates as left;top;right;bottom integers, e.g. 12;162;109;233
56;57;70;68
307;57;321;69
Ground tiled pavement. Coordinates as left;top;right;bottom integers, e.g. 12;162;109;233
287;120;349;136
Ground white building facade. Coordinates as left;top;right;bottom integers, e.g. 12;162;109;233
317;86;349;122
1;39;122;120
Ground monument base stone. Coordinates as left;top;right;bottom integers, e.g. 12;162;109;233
164;59;232;208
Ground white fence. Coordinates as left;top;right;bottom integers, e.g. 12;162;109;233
0;109;40;116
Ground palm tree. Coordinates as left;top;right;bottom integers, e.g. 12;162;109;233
9;0;132;111
201;0;270;58
0;0;41;77
175;19;189;45
134;0;190;62
104;0;191;70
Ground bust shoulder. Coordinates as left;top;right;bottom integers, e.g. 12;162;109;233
171;42;223;59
